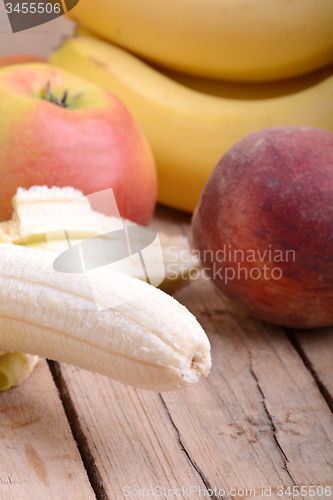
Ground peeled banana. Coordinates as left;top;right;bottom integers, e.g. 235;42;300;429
65;0;333;82
0;186;201;389
0;243;211;392
50;32;333;212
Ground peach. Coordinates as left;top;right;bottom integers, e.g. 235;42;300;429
192;126;333;328
0;64;157;225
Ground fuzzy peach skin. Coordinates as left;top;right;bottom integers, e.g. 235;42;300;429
0;64;157;225
192;126;333;329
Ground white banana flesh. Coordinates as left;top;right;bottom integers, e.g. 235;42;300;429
0;186;198;285
0;186;200;389
49;32;333;213
0;244;211;392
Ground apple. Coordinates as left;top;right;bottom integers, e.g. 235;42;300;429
0;55;47;68
192;126;333;328
0;63;157;225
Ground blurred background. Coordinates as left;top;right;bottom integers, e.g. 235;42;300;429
0;1;74;57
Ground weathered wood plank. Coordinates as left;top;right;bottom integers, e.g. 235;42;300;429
157;207;333;498
162;276;333;500
46;205;209;499
0;360;96;500
289;327;333;412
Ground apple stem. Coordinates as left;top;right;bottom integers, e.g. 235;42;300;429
44;80;70;108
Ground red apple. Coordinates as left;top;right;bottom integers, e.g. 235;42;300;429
0;63;157;224
192;126;333;328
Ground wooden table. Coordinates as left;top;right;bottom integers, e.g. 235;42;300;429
0;206;332;500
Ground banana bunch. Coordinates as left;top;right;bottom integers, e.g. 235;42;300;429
65;0;333;82
0;186;204;391
50;32;333;212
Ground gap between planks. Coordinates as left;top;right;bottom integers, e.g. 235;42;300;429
47;360;216;500
48;359;108;500
287;329;333;413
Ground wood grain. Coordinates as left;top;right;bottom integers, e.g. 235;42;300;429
0;360;96;500
289;327;333;412
52;361;208;499
163;278;333;499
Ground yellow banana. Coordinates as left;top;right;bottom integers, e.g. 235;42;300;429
159;66;333;101
50;32;333;213
65;0;333;82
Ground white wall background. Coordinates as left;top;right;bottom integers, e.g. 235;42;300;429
0;2;75;58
